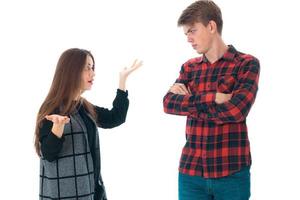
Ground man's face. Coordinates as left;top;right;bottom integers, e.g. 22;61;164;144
183;22;213;54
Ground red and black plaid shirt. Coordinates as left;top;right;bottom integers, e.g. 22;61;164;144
163;45;260;178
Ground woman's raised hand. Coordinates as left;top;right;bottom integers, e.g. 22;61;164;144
120;59;143;78
119;59;143;91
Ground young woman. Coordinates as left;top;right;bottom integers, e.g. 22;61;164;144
34;48;142;200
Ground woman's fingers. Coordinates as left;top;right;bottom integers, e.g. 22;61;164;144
64;117;70;124
45;115;53;121
129;59;142;72
131;59;137;67
133;60;143;69
45;114;70;124
120;59;143;79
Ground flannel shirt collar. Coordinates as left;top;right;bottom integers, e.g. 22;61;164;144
201;45;237;63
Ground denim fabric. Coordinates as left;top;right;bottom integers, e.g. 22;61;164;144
179;167;250;200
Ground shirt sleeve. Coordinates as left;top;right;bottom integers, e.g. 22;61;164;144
95;89;129;128
196;58;260;124
39;119;65;162
163;64;215;116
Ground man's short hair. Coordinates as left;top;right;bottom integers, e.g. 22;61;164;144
178;0;223;34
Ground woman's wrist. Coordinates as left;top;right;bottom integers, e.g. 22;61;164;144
119;76;127;91
51;124;65;138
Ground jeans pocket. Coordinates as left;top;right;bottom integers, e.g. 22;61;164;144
230;167;251;181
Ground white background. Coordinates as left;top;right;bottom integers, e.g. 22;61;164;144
1;0;299;199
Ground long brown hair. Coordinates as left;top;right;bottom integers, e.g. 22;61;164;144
34;48;97;156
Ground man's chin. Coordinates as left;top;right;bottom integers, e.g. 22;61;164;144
196;49;203;54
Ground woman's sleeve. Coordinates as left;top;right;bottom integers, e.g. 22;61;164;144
95;89;129;129
39;119;65;162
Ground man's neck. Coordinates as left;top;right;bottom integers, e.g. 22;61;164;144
204;36;228;64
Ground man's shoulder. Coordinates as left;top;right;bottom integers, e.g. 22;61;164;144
182;56;204;69
179;57;204;73
234;49;260;73
185;56;203;64
235;49;259;64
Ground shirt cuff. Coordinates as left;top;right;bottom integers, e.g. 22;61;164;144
117;89;128;97
47;131;65;146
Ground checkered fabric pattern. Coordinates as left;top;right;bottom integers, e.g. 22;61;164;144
163;45;260;178
40;113;97;200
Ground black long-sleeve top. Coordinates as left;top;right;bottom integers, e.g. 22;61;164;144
39;89;129;161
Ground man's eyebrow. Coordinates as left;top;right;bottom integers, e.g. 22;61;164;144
184;27;192;35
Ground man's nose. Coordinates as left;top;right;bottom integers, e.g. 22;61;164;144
187;36;193;43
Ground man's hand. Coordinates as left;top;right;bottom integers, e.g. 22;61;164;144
169;83;191;95
215;92;232;104
169;84;232;104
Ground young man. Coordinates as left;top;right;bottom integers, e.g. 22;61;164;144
163;1;260;200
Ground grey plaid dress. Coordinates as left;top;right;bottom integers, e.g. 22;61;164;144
40;112;99;199
39;89;129;200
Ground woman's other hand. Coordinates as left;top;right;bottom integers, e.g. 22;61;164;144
119;59;143;91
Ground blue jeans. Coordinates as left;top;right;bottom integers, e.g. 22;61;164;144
179;167;250;200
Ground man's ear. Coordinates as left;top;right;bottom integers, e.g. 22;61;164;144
208;20;217;34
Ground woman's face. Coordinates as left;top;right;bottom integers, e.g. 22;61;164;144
81;55;95;92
